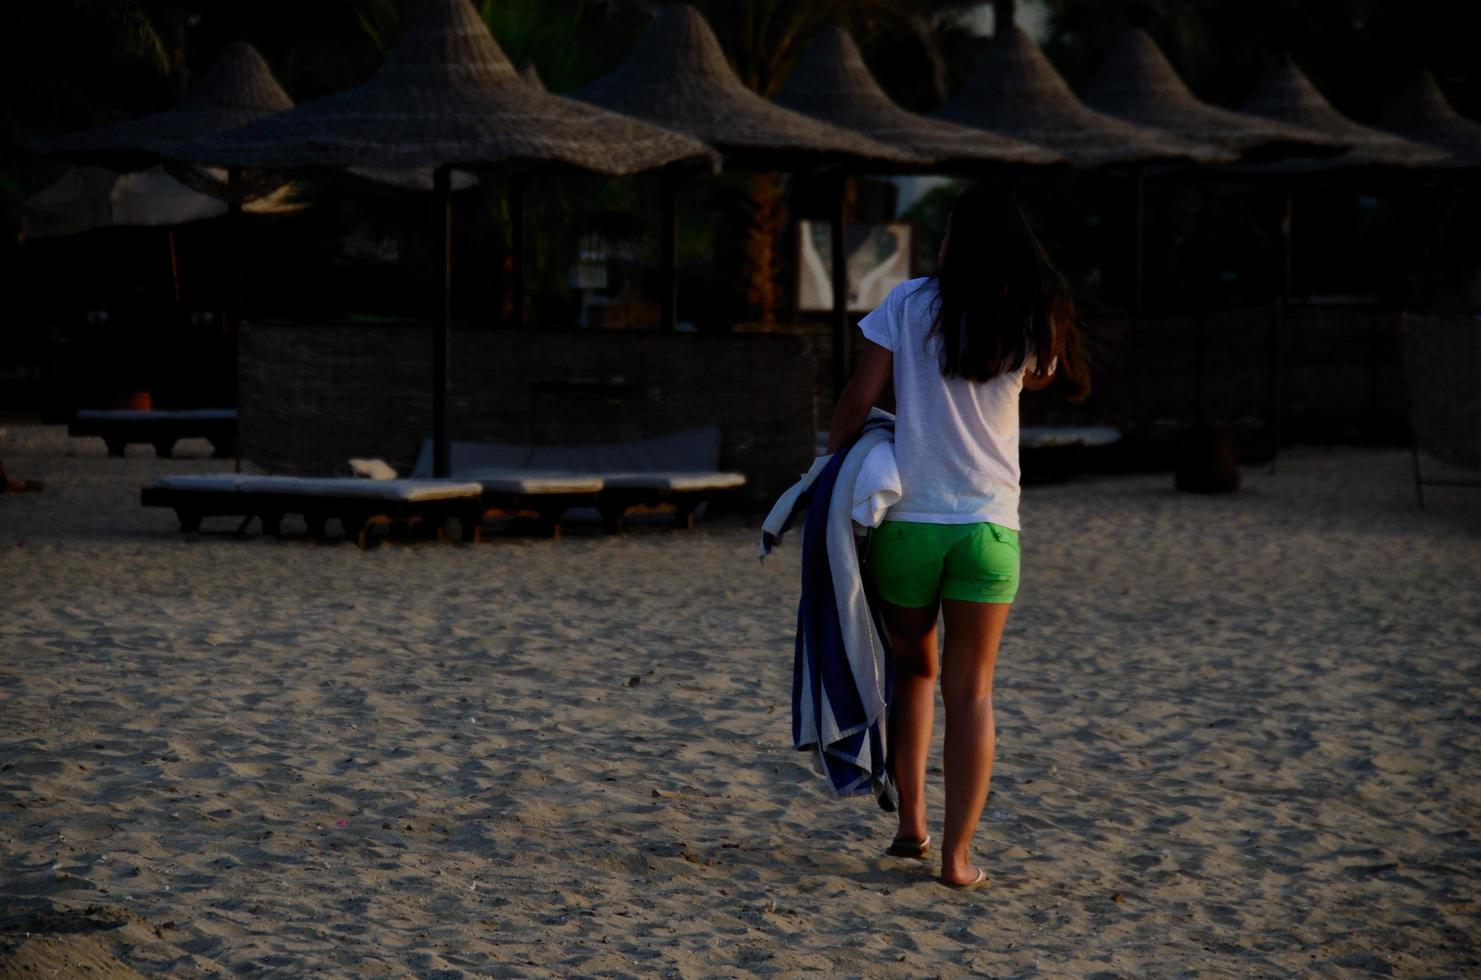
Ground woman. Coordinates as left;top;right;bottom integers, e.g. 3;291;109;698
826;186;1090;888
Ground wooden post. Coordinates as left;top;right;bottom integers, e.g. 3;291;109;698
660;167;679;331
830;174;849;400
433;164;452;479
510;173;527;328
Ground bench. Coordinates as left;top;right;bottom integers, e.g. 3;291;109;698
70;409;238;459
407;427;747;533
140;474;484;547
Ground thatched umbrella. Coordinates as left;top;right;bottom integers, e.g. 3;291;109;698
575;2;919;359
773;25;1061;391
31;42;292;172
576;4;917;169
934;27;1229;168
935;26;1228;315
1238;55;1449;173
175;0;717;477
776;26;1062;170
1081;28;1345;161
1235;55;1448;303
519;62;545;91
1378;71;1481;169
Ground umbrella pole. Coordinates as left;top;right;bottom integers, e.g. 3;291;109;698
1280;185;1294;303
167;228;181;307
1132;168;1145;315
510;173;527;328
227;166;243;472
660;167;679;331
830;174;848;400
434;164;452;478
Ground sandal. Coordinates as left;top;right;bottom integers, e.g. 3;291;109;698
936;866;988;890
885;834;931;858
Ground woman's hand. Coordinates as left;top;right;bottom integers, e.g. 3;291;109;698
826;340;893;453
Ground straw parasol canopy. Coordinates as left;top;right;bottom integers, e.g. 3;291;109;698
174;0;718;175
574;4;919;170
1080;28;1346;161
774;26;1062;170
933;27;1230;167
31;43;294;170
1238;55;1449;172
1378;71;1481;169
519;62;546;91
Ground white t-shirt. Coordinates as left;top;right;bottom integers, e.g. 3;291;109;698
857;276;1045;531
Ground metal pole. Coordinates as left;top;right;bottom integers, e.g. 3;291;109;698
1280;186;1294;303
510;173;527;328
433;164;452;478
1269;299;1283;472
660;167;678;331
167;228;181;306
1133;167;1145;314
227;166;243;472
830;174;848;400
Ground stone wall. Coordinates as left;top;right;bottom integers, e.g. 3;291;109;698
239;323;819;509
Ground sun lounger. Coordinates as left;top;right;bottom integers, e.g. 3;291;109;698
141;474;483;547
1020;425;1122;449
70;409;238;458
409;426;746;533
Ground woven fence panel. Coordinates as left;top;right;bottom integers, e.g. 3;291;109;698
239;322;817;508
1401;313;1481;469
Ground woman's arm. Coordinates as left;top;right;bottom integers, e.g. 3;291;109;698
826;340;893;453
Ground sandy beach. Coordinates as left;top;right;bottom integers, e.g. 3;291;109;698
2;425;1479;977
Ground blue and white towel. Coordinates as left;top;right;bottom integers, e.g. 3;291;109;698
759;411;901;808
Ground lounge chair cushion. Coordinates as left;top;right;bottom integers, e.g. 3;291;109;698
412;426;725;479
151;474;254;492
1020;426;1122;449
600;471;747;491
77;409;237;422
236;477;482;501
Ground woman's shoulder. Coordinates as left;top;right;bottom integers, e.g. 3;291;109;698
890;276;936;316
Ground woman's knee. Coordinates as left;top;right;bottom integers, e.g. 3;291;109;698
894;646;940;680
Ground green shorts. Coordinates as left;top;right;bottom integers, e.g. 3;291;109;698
868;520;1021;607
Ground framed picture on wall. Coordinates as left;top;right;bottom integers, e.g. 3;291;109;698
797;220;912;314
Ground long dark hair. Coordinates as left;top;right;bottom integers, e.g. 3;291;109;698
925;186;1091;402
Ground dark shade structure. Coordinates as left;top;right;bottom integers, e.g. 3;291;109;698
31;42;294;170
1080;28;1345;161
775;26;1062;169
575;3;919;371
574;4;919;170
934;27;1230;167
175;0;718;478
1378;71;1481;169
1238;55;1449;172
175;1;716;174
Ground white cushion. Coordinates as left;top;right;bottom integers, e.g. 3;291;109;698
77;409;237;422
464;469;604;494
151;474;252;492
237;478;482;501
600;471;747;491
1021;426;1122;449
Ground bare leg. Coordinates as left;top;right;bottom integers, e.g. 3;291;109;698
939;598;1012;885
881;600;940;845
